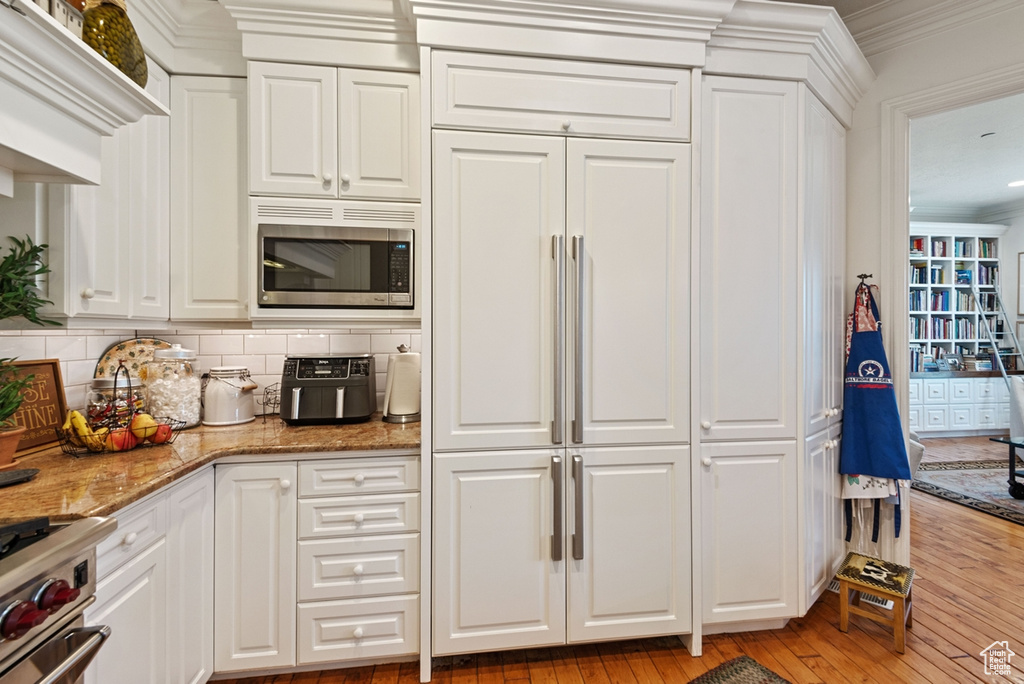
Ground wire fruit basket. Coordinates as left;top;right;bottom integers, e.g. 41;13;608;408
56;361;186;456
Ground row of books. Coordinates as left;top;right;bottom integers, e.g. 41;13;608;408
908;237;998;259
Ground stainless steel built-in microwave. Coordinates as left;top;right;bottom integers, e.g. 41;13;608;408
257;224;413;309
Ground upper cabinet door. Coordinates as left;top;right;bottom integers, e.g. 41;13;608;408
338;68;420;200
170;76;249;321
249;61;338;198
699;76;798;442
433;130;565;452
432;51;691;141
566;138;690;446
803;93;846;437
128;61;170;320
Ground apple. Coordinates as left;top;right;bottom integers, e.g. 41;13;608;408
105;427;138;452
148;422;173;444
130;413;159;441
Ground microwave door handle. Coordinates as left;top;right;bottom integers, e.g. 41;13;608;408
291;387;303;421
335;387;346;419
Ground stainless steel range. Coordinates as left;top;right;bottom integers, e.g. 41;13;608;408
0;517;116;683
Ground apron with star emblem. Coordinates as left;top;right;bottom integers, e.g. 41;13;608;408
840;282;911;540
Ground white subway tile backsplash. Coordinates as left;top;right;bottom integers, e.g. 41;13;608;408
222;355;266;374
244;333;288;355
329;334;372;354
287;333;330;355
86;335;125;360
195;355;223;374
371;334;412;354
266;354;286;375
200;334;244;355
0;336;49;360
0;326;421;416
46;335;89;361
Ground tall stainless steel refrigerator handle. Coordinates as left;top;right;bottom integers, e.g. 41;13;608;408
572;454;584;560
552;455;563;562
553;235;565;445
572;235;584;444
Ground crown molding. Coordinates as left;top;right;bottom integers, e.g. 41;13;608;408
405;0;738;67
704;1;873;127
843;0;1020;57
218;0;419;70
132;0;246;76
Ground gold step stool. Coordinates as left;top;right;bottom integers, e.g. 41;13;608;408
836;551;915;653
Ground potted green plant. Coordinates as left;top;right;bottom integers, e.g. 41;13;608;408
0;236;60;469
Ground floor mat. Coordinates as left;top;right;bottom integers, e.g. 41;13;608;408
688;655;791;684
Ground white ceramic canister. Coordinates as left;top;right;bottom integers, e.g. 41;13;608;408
203;366;258;426
145;344;201;427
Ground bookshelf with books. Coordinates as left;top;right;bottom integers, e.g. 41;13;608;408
908;222;1007;373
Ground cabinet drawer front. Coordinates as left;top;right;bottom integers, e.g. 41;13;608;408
923;379;948;403
432;51;690;141
949;378;973;403
296;594;418;664
908;378;922;404
297;534;419;600
96;496;166;578
299;493;420;539
299;456;419;496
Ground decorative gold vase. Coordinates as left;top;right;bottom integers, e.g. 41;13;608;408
81;0;148;88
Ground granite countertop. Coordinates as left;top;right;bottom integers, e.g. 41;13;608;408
0;414;420;525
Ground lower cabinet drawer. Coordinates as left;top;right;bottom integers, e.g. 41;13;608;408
298;493;420;539
297;534;419;601
96;496;166;578
296;594;419;664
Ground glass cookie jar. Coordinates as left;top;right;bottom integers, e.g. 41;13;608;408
144;344;201;428
87;374;145;428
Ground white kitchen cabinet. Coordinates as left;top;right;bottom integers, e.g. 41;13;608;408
170;76;249;321
909;374;1012;435
166;470;215;684
85;467;213;684
431;51;690;141
433;450;564;654
214;454;420;673
214;462;297;672
0;59;170;322
249;61;420;201
700;441;798;625
699;76;848;627
433;446;688;655
432;130;690;451
699;76;798;443
800;426;842;615
84;539;168;684
803;93;846;436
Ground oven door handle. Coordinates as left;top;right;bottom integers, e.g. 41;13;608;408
36;625;111;684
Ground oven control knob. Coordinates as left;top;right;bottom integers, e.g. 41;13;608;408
1;600;48;640
35;579;81;613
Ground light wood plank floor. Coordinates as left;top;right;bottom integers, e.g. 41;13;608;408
221;440;1024;683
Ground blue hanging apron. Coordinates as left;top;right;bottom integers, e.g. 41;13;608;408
840;282;911;540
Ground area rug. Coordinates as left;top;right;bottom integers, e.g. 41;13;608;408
911;459;1024;526
688;656;791;684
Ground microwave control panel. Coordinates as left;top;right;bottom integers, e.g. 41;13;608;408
389;241;411;293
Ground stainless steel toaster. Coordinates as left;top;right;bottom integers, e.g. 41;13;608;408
279;354;376;424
